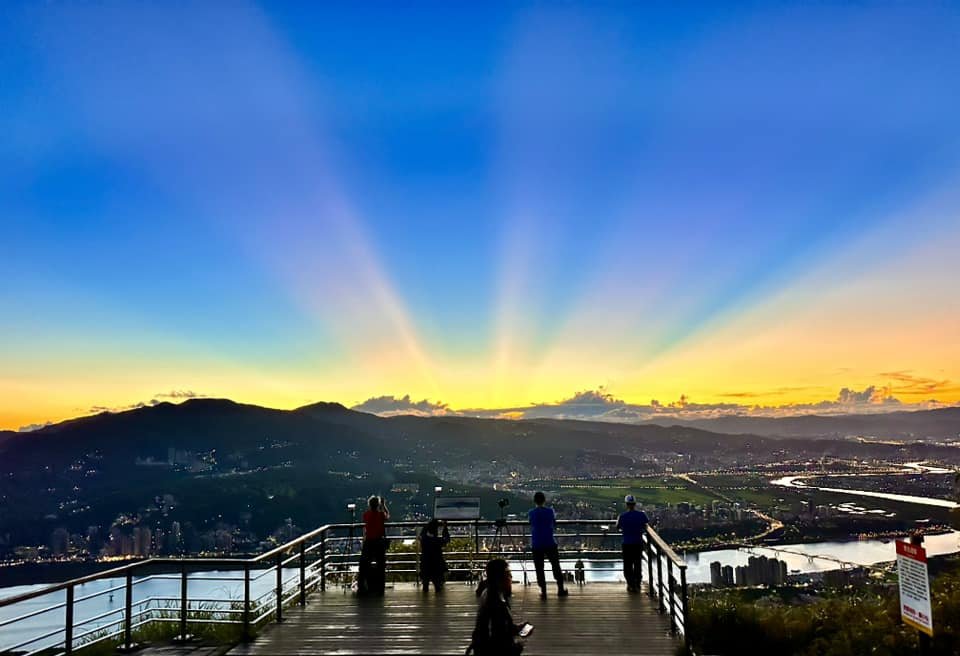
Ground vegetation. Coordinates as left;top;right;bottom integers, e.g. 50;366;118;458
686;559;960;656
534;477;720;509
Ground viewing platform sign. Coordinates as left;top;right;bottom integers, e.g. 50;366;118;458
897;540;933;636
434;496;481;520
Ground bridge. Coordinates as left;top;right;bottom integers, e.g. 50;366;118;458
736;542;886;572
0;520;689;656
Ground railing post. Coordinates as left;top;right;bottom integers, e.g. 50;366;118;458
179;563;189;642
320;529;327;592
656;546;665;614
275;553;283;623
680;566;690;654
64;583;74;655
668;559;677;635
299;541;307;605
242;563;251;641
124;570;133;650
646;533;654;598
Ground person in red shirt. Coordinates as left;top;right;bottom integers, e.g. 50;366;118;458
359;495;390;594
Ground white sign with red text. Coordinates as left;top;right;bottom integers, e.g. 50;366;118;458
897;540;933;636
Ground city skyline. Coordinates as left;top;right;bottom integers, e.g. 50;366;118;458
3;2;960;430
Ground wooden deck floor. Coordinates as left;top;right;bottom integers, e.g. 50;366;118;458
228;583;679;655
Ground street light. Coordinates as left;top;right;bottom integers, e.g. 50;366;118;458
347;503;357;548
434;486;443;495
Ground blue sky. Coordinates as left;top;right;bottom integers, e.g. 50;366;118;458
2;2;959;428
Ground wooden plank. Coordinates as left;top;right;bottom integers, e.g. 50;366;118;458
228;583;679;656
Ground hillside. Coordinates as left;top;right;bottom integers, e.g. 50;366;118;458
643;407;960;439
4;401;960;550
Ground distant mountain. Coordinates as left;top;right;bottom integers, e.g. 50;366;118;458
4;400;960;547
644;407;960;439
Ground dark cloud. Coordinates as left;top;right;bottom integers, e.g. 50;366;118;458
352;394;450;417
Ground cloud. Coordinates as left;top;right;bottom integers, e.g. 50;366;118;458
836;385;898;405
352;394;450;417
154;389;203;399
18;421;53;433
877;371;960;396
89;400;161;415
354;385;957;424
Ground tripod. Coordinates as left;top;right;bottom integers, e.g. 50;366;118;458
491;507;528;586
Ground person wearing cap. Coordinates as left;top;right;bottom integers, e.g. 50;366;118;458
528;491;569;599
616;495;649;593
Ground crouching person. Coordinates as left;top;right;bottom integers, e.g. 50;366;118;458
468;559;526;656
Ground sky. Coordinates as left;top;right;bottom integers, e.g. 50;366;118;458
2;2;960;430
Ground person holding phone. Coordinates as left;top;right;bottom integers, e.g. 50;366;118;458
359;495;390;595
468;559;528;656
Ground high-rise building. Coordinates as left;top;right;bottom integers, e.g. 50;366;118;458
169;521;183;553
50;528;70;556
721;565;734;586
710;561;723;587
735;565;748;586
134;526;152;557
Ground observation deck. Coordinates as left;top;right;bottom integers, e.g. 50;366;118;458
0;520;688;656
229;582;677;656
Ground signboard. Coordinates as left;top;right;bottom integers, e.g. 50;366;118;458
434;496;481;520
897;540;933;636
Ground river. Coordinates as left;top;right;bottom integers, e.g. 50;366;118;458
770;462;959;509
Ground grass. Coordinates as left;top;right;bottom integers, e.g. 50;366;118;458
542;477;720;508
71;596;269;656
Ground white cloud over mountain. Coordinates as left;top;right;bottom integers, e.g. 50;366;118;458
353;385;957;422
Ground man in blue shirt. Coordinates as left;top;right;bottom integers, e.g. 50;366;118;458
528;492;569;599
616;495;649;592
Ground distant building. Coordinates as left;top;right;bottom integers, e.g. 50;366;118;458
169;521;183;553
134;526;152;557
733;555;788;587
721;565;734;586
710;561;723;587
735;565;748;586
50;528;70;556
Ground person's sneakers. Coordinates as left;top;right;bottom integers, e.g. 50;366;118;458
539;588;547;600
557;587;569;597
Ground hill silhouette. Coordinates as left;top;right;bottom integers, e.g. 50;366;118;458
3;400;959;548
646;406;960;439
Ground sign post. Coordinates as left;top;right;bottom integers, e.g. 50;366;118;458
896;539;933;638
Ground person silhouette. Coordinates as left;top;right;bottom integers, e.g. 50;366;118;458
358;495;389;594
616;494;649;593
419;518;450;592
528;492;569;599
468;559;526;656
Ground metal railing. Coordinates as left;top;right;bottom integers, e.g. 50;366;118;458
0;520;688;655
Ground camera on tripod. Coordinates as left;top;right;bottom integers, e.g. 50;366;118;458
495;498;510;526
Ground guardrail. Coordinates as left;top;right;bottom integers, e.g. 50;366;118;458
0;519;688;655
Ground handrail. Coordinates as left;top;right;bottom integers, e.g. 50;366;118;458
0;557;252;608
0;518;682;609
0;517;690;655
